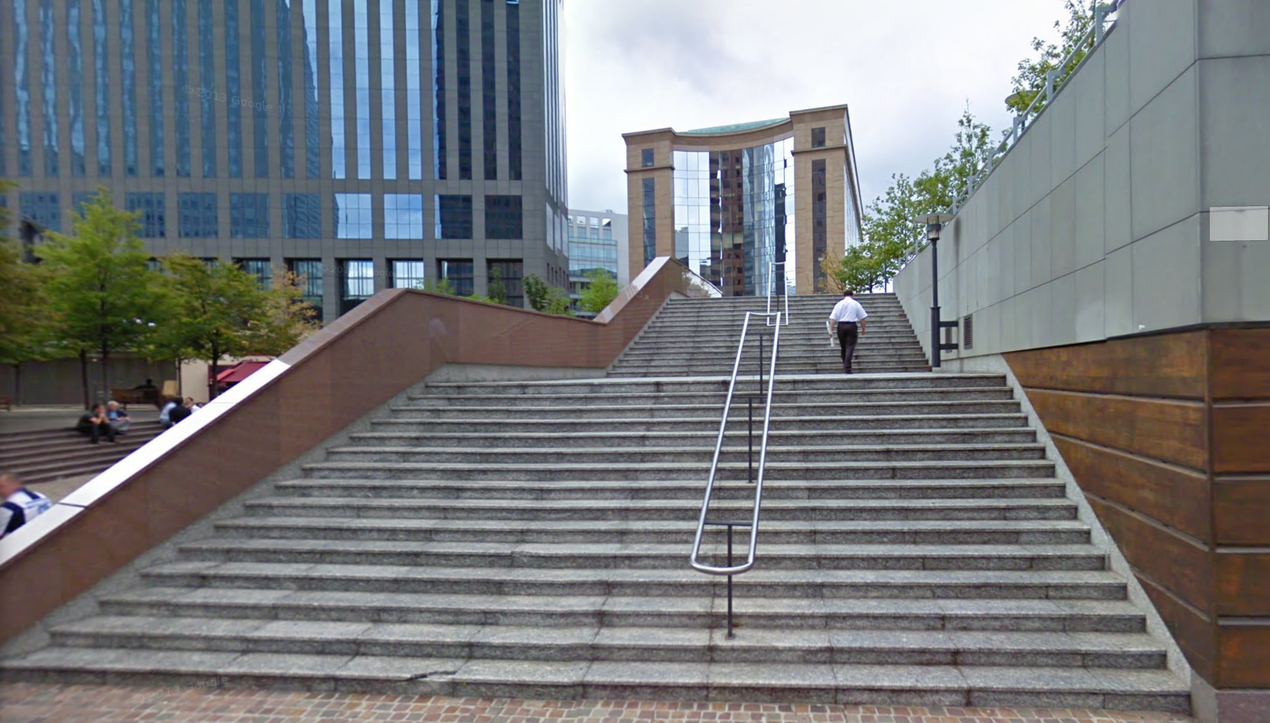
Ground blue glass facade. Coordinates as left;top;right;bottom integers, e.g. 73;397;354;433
284;193;322;239
455;0;472;180
13;0;31;176
126;192;166;238
380;0;397;180
642;178;656;267
405;0;424;180
173;0;191;178
485;196;523;240
250;0;268;178
506;0;520;180
277;0;295;179
92;0;111;177
328;0;346;179
481;0;497;180
431;0;446;180
230;193;270;238
120;0;137;176
68;0;87;177
301;0;320;178
353;0;371;179
436;195;473;239
334;193;372;239
21;192;60;233
178;193;218;238
384;194;425;240
198;0;216;178
39;0;58;176
145;0;164;176
225;0;243;177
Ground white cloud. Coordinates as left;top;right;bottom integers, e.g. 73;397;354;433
564;0;1069;212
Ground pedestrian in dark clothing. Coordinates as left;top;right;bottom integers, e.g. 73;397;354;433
76;404;117;444
168;401;193;426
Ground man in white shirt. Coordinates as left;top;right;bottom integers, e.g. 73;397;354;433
0;473;53;539
828;291;868;374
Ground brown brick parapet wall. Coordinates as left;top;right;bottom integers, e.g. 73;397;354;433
1005;327;1270;691
0;257;718;645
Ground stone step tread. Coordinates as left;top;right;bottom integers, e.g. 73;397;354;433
221;516;1090;533
420;373;1002;387
370;413;1030;425
301;460;1056;472
0;648;1187;703
390;400;1022;412
345;428;1038;443
95;587;1146;619
274;476;1061;491
142;561;1125;587
246;496;1074;511
179;540;1105;560
50;616;1164;655
407;386;1008;400
325;443;1049;455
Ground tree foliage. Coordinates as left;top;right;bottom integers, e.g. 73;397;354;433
36;189;166;397
523;273;573;316
253;267;321;356
0;182;57;376
486;267;508;305
578;269;619;315
1006;0;1096;116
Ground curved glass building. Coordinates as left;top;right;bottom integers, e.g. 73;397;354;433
0;0;568;320
624;105;863;296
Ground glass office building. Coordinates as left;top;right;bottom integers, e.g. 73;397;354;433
0;0;569;319
566;209;629;317
624;105;863;296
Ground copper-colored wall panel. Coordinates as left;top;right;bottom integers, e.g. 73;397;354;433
1027;389;1208;470
1212;404;1270;474
1054;436;1210;541
1139;575;1216;682
1211;329;1270;401
1006;332;1207;399
1214;479;1270;545
1086;497;1212;612
1216;553;1270;616
1217;624;1270;688
0;258;713;646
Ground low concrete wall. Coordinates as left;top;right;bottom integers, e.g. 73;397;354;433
0;256;719;645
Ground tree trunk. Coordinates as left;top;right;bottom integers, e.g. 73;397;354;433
101;342;111;400
208;345;219;401
79;350;90;409
14;363;22;407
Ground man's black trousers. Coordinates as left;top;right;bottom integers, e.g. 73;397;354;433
837;322;859;373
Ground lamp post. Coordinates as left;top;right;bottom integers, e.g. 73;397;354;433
920;213;956;369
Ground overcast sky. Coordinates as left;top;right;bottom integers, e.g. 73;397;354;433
563;0;1069;213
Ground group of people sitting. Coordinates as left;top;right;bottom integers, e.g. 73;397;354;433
75;396;203;444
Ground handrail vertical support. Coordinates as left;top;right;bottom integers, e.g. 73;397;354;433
726;525;735;638
748;397;754;485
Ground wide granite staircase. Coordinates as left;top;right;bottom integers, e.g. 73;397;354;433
0;294;1189;712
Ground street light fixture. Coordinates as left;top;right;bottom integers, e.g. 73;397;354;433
918;212;957;369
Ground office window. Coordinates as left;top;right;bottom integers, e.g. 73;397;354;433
40;0;59;176
404;0;423;179
353;0;371;179
72;192;96;218
126;192;166;238
384;194;425;239
225;0;242;177
13;0;31;176
250;0;268;178
68;0;86;176
485;195;522;240
198;0;216;177
437;259;473;296
339;258;374;313
173;0;190;177
92;0;111;176
178;192;218;238
505;0;520;179
334;193;373;239
145;0;164;176
301;0;321;178
21;193;61;233
811;126;825;149
488;259;523;308
481;0;497;180
391;259;426;289
287;258;323;322
283;193;321;239
328;0;345;178
641;148;654;168
435;195;473;239
236;258;271;288
642;178;656;266
379;0;396;180
455;0;472;179
230;193;270;238
432;0;447;179
277;0;295;178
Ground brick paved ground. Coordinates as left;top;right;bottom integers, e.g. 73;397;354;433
0;683;1195;723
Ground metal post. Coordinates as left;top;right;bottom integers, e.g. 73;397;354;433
930;237;941;369
726;525;734;638
758;332;765;390
748;397;754;485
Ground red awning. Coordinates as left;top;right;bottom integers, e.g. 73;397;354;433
215;361;269;384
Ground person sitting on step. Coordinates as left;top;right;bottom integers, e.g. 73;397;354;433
76;404;117;444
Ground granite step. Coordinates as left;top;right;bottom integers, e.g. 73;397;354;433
403;387;1016;407
367;413;1033;433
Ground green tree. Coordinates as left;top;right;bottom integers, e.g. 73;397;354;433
578;269;619;314
416;277;458;296
0;183;60;404
250;266;321;356
486;267;508;305
544;286;573;316
37;189;165;405
523;273;551;312
156;254;271;399
1006;0;1096;116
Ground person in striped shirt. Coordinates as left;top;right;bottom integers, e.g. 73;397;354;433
0;473;53;539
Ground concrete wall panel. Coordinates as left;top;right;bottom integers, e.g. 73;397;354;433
1131;216;1202;334
1050;88;1079;188
1128;0;1197;114
1074;155;1107;269
1074;261;1106;344
1105;124;1134;254
1198;56;1270;209
1130;66;1200;241
1050;177;1077;278
1030;197;1052;288
1197;0;1270;59
1104;19;1132;135
1203;230;1270;324
1074;51;1107;170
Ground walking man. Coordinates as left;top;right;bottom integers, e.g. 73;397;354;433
828;290;868;374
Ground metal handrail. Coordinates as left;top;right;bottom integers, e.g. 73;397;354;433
689;310;782;577
765;261;789;327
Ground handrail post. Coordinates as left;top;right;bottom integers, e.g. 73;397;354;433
748;396;754;485
726;525;734;639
